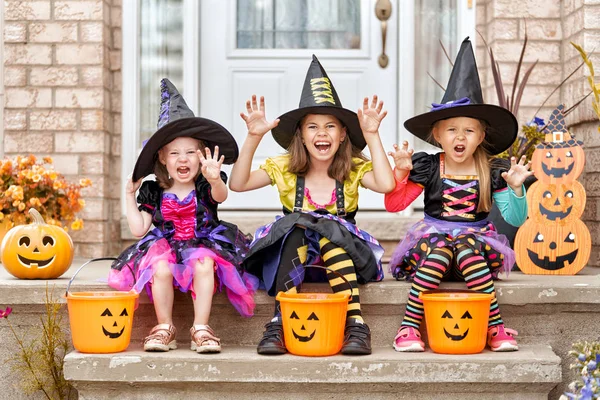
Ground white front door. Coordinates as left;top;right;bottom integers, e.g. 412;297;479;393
200;0;398;210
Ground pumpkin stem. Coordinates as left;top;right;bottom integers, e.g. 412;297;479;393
28;208;46;225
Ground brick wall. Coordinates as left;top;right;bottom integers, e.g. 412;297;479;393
3;0;122;257
563;0;600;268
476;0;563;126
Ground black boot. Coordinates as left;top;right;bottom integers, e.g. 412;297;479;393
341;319;372;355
257;319;287;355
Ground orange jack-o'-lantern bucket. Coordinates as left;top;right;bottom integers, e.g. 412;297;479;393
65;258;138;353
420;290;493;354
276;265;351;356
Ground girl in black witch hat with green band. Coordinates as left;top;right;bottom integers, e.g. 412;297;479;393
385;38;533;352
230;55;396;355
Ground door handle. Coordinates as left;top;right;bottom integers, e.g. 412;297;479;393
375;0;392;68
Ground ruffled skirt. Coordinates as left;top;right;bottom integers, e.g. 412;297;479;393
243;211;384;295
389;214;514;281
108;224;259;317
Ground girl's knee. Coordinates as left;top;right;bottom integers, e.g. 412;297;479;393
154;261;173;281
194;258;215;275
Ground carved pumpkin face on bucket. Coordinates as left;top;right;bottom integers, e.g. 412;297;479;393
101;307;129;339
527;181;585;224
290;310;319;342
515;219;590;275
1;208;74;279
531;132;584;184
442;309;472;341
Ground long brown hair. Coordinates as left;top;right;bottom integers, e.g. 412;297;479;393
430;118;492;213
154;138;205;189
287;115;367;182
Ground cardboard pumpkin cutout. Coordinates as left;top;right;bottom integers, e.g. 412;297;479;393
515;218;590;275
527;181;586;224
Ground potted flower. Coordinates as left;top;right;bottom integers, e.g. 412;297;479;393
0;154;91;241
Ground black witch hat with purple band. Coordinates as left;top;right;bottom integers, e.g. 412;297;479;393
272;55;366;150
132;78;239;181
404;37;518;155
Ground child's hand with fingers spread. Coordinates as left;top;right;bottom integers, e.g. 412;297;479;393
358;95;387;135
501;155;534;196
240;95;280;138
198;146;225;183
388;141;414;172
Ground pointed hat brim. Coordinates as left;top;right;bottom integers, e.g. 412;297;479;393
132;117;239;181
404;104;518;155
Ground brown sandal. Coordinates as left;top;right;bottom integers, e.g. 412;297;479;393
190;325;221;353
143;324;177;352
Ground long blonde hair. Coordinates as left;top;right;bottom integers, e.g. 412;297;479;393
287;115;367;182
154;138;205;189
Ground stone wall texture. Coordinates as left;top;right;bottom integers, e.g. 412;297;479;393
3;0;122;257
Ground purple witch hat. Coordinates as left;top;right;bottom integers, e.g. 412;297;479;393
132;79;239;181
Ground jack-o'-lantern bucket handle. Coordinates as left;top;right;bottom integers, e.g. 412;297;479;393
65;257;120;297
283;264;353;297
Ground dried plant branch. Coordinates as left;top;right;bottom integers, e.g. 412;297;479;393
533;60;586;118
513;61;538;116
439;39;454;67
427;72;446;91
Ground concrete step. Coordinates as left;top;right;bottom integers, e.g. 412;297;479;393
64;344;561;400
2;258;598;399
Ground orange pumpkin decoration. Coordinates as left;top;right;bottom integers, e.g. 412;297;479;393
515;218;590;275
527;180;586;224
1;208;74;279
531;132;585;184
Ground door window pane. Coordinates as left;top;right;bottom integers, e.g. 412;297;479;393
414;0;457;150
237;0;360;49
139;0;184;145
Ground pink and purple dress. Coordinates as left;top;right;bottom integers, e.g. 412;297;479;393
108;173;258;317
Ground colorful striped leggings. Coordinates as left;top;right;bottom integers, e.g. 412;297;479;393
402;234;503;329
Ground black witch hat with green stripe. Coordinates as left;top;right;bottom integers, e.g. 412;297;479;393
272;55;366;150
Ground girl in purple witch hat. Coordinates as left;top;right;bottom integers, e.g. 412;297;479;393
108;79;258;354
386;38;533;353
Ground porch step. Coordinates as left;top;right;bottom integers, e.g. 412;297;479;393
64;345;561;400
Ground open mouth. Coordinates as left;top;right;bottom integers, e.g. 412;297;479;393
527;248;578;270
453;144;466;155
443;328;469;341
102;326;125;339
539;203;573;221
314;141;332;153
292;329;316;342
17;254;55;268
176;166;191;178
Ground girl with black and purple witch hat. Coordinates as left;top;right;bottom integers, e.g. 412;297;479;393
386;38;533;352
109;79;258;354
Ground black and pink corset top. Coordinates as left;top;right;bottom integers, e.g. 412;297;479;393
161;191;197;240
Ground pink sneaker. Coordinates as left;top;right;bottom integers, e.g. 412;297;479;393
487;325;518;352
393;326;425;352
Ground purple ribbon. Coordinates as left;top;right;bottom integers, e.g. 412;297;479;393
196;224;232;245
431;97;471;111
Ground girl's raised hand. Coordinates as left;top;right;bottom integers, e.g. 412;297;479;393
358;95;387;135
501;155;534;190
240;95;280;137
198;146;225;182
388;141;414;171
126;175;142;195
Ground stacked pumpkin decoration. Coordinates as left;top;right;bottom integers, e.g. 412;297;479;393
1;208;74;279
515;105;591;275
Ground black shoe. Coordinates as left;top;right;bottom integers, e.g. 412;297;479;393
257;319;287;355
341;319;372;355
